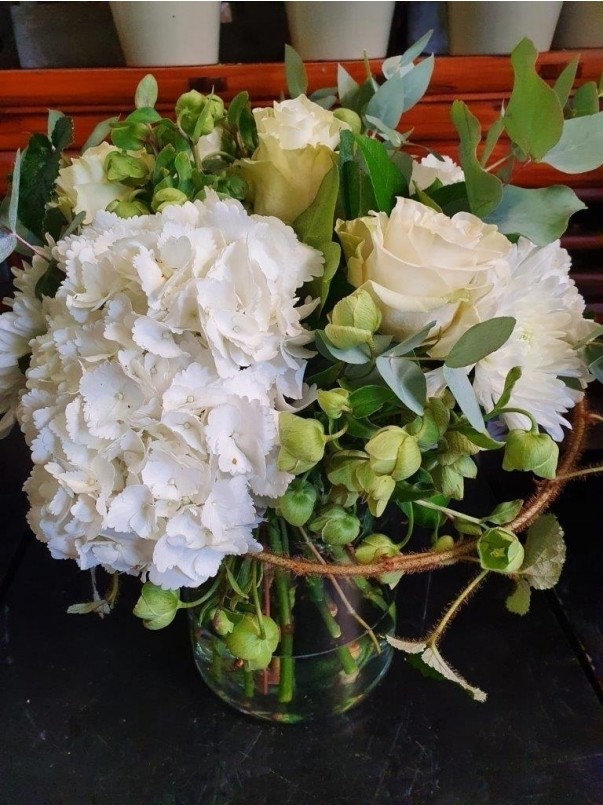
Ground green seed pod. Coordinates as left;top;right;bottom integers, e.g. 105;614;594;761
502;430;559;480
317;388;351;419
106;199;150;218
104;151;150;186
151;187;189;212
434;535;455;552
325;289;381;349
309;505;361;545
477;528;525;573
278;479;318;526
225;614;280;671
277;413;326;476
366;426;422;481
333;108;362;135
133;582;180;630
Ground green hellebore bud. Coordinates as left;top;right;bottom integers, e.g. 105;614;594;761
326;451;367;492
278;413;326;475
106;199;150;219
325;289;381;350
133;582;180;630
366;426;422;481
354;462;395;517
328;485;359;508
278;479;318;526
477;528;525;574
333;108;362;135
225;614;280;671
212;608;234;636
317;388;351;419
309;505;360;545
434;535;455;552
355;533;402;588
151;187;189;213
502;430;559;480
176;90;224;138
104;152;150;186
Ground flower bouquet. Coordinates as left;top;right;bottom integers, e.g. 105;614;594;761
1;36;602;722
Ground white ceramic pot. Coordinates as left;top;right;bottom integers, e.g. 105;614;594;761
553;2;603;49
110;1;221;66
286;1;395;61
447;1;564;55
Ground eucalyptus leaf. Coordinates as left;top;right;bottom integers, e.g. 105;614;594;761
381;321;436;358
375;355;426;415
588;354;603;383
337;64;359;106
485;185;585;245
446;317;516;369
494;366;522;411
0;230;17;262
135;74;159;109
442;365;485;432
366;55;433;128
542;112;603;174
572;82;600;118
315;330;371;365
8;149;21;231
82;116;120;152
381;30;433;78
451;101;502;218
503;38;564;160
480;116;505;167
552;57;579;108
126;107;162;125
285;44;308;98
364;115;406;148
453;424;504;450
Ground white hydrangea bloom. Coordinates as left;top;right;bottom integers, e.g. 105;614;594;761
15;192;323;588
472;238;596;440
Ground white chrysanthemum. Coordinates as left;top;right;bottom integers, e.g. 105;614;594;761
411;154;465;192
472;238;595;440
16;192;323;587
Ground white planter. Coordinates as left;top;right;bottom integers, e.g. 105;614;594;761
110;1;221;66
286;1;395;61
553;2;603;49
447;1;564;55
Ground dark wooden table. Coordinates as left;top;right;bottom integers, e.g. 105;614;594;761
0;426;601;805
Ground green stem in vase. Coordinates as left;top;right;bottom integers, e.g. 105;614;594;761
269;518;295;704
243;663;254;698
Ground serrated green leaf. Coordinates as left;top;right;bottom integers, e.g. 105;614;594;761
572;82;600;118
49;113;73;152
446;317;516;369
354;135;407;213
451;100;502;218
442;365;485;432
485;185;586;245
553;57;579;108
504;38;564;160
82;116;120;152
285;44;308;98
521;514;566;590
8;149;21;231
375;355;426;415
506;578;531;615
542;112;603;174
486;499;523;525
18;136;61;239
421;645;487;702
135;74;158;109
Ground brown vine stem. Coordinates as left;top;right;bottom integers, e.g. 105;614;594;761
427;570;489;647
298;528;381;654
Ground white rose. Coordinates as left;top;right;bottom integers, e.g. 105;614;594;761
411;154;465;191
239;95;350;224
55;142;131;224
336;197;512;353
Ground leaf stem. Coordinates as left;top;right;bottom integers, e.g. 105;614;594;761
269;518;295;704
428;570;488;647
415;498;483;525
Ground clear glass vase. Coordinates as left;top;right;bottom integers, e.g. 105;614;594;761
187;534;396;723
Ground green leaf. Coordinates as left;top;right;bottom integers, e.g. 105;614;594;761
542;112;603;173
451;101;502;217
446;317;516;369
348;385;399;418
67;600;111;616
430;181;471;216
485;185;586;245
375;355;426;415
354;135;407;213
364;115;407;148
82;116;120;152
18;136;62;239
126;107;162;125
227;91;250;127
49;113;73;152
572;82;600;118
521;514;566;590
366;55;434;128
135;74;159;109
494;366;522;411
34;260;63;300
480;116;505;167
0;230;17;261
588;354;603;383
293;160;339;247
111;123;147;150
381;321;436;358
553;57;579;108
314;330;371;365
503;38;564;160
337;64;359;106
453;424;504;450
381;31;433;78
506;579;531;615
486;499;523;525
285;44;308;98
421;645;487;702
442;365;485;432
8;149;21;231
